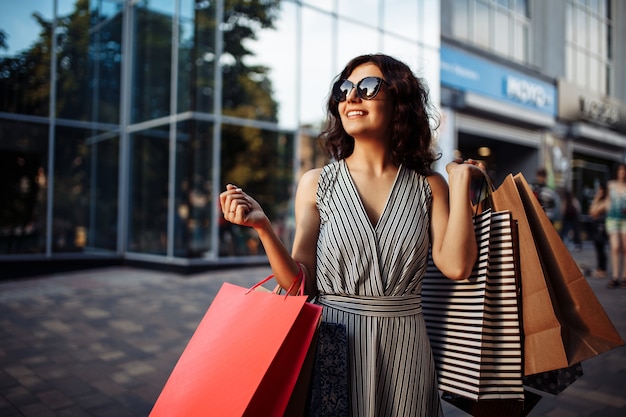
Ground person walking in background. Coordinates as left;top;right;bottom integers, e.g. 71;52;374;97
560;189;582;251
220;53;481;416
605;163;626;288
533;167;561;226
588;184;609;279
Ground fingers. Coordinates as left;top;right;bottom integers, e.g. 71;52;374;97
220;184;252;218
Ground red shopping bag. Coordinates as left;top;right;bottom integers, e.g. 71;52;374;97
149;277;322;417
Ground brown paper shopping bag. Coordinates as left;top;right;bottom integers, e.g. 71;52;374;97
149;277;322;417
491;173;623;376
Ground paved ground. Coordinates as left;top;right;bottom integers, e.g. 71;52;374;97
0;242;624;416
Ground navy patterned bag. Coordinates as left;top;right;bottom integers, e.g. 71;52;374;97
306;322;349;417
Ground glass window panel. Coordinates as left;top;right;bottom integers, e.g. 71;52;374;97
451;0;470;40
127;127;170;255
420;47;441;110
0;120;48;255
302;0;334;12
494;10;509;55
565;45;574;81
86;132;119;251
131;2;174;123
174;120;213;258
598;20;607;56
338;0;379;27
57;2;123;123
337;21;379;72
221;1;282;123
245;2;298;128
219;125;294;257
474;1;490;48
421;0;441;48
513;22;527;62
178;0;215;114
566;3;574;42
577;6;587;48
383;35;421;73
384;0;418;40
514;0;528;17
576;48;587;87
590;16;600;53
587;56;597;91
300;7;333;128
0;1;53;116
52;125;117;253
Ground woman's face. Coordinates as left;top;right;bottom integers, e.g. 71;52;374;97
337;63;394;141
618;165;626;181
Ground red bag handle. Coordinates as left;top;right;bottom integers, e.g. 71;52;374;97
246;264;305;298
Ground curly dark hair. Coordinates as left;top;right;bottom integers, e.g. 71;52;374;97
319;54;440;175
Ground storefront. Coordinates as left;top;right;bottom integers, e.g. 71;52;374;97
557;80;626;212
438;44;558;188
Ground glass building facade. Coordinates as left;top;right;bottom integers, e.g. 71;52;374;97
0;0;441;267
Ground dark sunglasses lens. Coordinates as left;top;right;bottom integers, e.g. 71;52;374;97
333;80;354;102
358;77;382;99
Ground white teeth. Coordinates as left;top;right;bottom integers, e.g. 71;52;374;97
347;110;365;117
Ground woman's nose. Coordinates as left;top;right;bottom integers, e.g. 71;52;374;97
346;86;361;102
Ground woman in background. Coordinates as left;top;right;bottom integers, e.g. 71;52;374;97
605;163;626;288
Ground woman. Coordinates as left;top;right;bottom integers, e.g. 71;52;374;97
220;54;480;416
588;184;608;278
605;163;626;288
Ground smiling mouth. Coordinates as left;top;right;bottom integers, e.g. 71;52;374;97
347;110;365;117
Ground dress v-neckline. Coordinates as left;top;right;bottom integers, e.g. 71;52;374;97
340;159;402;230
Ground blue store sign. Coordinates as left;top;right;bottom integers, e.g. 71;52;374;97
441;46;557;116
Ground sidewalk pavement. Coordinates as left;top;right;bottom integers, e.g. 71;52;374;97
0;243;624;417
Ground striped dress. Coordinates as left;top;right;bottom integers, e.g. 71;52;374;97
315;160;443;417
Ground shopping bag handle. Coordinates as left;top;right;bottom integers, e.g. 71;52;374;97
472;168;496;214
246;264;305;298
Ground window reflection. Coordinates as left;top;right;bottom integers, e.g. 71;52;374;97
0;121;48;255
128;127;170;255
219;125;294;257
174;120;214;258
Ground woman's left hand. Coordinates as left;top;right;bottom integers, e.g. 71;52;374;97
445;158;486;180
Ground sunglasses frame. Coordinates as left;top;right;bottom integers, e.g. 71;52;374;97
332;76;387;103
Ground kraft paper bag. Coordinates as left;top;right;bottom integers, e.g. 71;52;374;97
491;173;623;376
149;280;322;417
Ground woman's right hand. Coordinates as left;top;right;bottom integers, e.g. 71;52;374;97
219;184;268;229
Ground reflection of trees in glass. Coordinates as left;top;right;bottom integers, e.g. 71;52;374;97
0;30;7;50
0;13;52;116
133;5;172;122
1;0;292;257
217;1;290;225
0;0;123;121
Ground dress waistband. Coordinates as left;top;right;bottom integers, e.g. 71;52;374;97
317;294;422;317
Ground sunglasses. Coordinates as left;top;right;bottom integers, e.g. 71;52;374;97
332;76;387;102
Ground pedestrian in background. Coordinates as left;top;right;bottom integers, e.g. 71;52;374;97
588;184;609;279
220;53;481;417
605;163;626;288
532;167;561;226
560;188;582;251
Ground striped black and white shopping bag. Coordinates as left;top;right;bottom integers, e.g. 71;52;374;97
422;208;524;402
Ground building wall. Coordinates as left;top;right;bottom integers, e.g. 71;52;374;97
441;0;626;221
